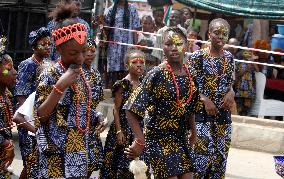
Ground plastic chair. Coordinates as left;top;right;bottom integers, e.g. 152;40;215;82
250;72;284;120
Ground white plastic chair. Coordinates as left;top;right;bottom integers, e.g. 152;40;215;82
250;72;284;120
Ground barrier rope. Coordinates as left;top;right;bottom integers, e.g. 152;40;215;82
103;25;284;56
96;39;284;69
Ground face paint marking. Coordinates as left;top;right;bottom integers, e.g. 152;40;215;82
168;31;185;53
129;57;145;67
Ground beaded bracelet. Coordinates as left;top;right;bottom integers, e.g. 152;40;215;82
134;138;145;146
4;141;13;150
116;130;122;135
53;85;63;95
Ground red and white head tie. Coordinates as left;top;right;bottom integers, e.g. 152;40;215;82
52;23;87;46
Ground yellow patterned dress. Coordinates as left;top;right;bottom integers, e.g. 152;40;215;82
0;92;13;179
124;66;201;178
34;63;104;178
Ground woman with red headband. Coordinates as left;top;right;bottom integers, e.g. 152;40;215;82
34;2;104;178
100;48;147;178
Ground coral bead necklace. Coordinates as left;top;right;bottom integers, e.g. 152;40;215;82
58;60;91;133
166;61;194;108
0;91;13;127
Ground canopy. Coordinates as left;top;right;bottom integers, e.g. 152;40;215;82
176;0;284;19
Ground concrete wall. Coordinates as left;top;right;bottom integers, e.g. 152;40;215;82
97;90;284;154
231;115;284;154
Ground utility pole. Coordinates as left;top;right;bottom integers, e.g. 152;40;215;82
93;0;104;69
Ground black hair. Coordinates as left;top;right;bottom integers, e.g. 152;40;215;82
171;9;183;15
152;8;164;14
163;27;188;43
208;18;230;33
109;0;130;33
187;27;199;34
141;15;153;22
49;1;78;29
181;7;192;14
124;47;145;65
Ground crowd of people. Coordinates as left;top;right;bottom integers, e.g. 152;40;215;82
0;0;283;178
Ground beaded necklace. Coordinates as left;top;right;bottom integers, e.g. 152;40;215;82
32;54;42;65
58;60;92;133
206;47;227;77
0;91;13;128
166;61;194;108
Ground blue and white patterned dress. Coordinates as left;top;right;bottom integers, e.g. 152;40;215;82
35;62;103;178
104;4;141;72
189;48;235;179
14;58;39;176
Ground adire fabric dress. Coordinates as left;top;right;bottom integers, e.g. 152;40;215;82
99;79;137;178
0;92;13;179
34;63;103;178
124;66;201;178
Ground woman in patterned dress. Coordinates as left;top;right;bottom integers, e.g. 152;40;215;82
99;48;146;178
34;3;104;178
234;50;256;116
13;27;51;179
0;50;17;179
103;0;141;88
124;27;201;179
189;18;235;179
83;39;106;176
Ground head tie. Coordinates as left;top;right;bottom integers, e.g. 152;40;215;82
28;27;50;46
52;23;87;46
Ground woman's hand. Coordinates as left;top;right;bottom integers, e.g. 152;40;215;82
221;90;235;110
96;115;108;134
3;141;14;168
117;131;125;145
124;139;145;159
202;95;218;116
188;131;197;146
56;67;82;91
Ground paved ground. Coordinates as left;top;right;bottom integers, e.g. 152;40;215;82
9;129;282;179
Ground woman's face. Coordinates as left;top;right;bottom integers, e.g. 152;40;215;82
34;36;52;58
57;39;87;67
153;10;164;24
163;31;187;63
243;50;252;60
0;54;17;89
84;45;96;69
142;18;154;33
126;52;145;76
209;22;229;49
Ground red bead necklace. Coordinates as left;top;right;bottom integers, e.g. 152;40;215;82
207;47;227;77
166;61;194;108
57;60;91;133
58;60;67;71
0;91;13;127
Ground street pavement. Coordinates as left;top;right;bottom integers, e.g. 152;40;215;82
9;129;282;179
